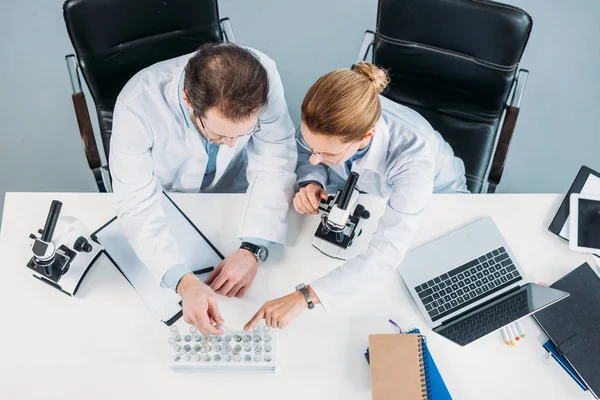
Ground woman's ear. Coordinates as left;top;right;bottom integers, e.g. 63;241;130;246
364;126;376;140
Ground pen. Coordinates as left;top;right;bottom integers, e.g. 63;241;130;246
388;319;403;333
501;326;510;346
515;320;526;339
506;324;517;347
510;323;520;341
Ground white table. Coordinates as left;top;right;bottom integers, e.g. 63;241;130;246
0;192;595;400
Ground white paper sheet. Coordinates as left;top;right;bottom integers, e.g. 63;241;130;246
94;194;223;323
559;174;600;240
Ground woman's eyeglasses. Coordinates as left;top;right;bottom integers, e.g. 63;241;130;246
295;134;353;165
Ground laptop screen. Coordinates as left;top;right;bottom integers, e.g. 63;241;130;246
433;283;569;346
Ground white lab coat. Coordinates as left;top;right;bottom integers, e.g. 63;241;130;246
298;96;468;310
110;48;297;284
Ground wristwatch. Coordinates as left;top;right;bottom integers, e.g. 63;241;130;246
240;241;269;263
296;283;315;309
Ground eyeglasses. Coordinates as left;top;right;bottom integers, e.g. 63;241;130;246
295;133;354;165
197;116;261;144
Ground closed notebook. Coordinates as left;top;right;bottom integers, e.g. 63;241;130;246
369;334;427;400
532;263;600;399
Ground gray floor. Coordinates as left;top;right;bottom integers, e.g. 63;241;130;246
1;0;600;225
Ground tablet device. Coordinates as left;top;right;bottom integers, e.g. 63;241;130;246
569;193;600;254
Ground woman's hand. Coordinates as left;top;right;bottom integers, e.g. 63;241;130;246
244;286;320;330
293;182;328;215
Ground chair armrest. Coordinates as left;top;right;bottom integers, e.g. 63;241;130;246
66;55;110;192
355;30;375;65
488;69;529;192
220;18;236;44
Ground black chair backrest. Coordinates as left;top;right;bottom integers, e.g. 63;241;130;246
373;0;532;192
63;0;223;160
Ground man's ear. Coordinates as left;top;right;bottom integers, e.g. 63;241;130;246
182;89;191;108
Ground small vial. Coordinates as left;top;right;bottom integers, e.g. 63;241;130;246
254;354;261;362
171;326;182;341
255;348;262;355
243;335;252;343
210;336;219;344
233;354;241;362
169;337;181;351
244;354;252;362
200;337;208;345
263;326;270;333
233;334;242;343
264;354;272;362
264;345;272;353
194;345;202;353
192;354;201;362
184;344;192;352
178;349;186;356
223;335;232;343
213;344;221;352
220;347;228;355
223;354;232;362
183;353;191;361
200;346;208;354
190;326;201;342
264;335;272;342
189;349;197;356
253;335;262;343
206;344;212;352
243;343;252;352
184;335;192;342
214;354;222;362
173;355;181;363
233;345;242;354
253;326;260;333
202;354;211;362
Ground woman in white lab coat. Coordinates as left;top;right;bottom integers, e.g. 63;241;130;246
245;62;468;330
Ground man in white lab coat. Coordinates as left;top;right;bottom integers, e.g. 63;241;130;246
110;43;297;334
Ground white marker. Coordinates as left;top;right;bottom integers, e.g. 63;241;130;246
506;324;517;347
500;326;510;346
515;320;526;338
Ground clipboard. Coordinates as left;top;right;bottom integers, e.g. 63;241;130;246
549;166;600;243
91;192;224;326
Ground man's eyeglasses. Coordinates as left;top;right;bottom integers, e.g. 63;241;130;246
295;133;353;165
198;116;261;144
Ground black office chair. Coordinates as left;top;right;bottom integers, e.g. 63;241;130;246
63;0;236;192
355;0;532;193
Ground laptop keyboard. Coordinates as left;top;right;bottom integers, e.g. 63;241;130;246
435;288;529;346
414;247;523;322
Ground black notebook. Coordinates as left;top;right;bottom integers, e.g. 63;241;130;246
532;263;600;398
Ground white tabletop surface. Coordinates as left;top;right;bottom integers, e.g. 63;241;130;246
0;192;596;400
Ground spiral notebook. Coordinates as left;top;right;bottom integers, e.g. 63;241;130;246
369;334;427;399
406;329;452;400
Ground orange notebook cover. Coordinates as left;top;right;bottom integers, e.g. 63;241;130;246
369;334;426;400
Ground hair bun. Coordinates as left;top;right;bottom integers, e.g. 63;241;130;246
351;62;389;93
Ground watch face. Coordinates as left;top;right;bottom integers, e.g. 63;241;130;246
257;246;268;262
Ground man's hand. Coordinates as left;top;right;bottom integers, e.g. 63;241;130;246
177;273;224;335
244;286;320;330
293;182;328;215
205;249;259;298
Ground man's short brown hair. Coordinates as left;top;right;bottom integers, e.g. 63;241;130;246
184;43;269;121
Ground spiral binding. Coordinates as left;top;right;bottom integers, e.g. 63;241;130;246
410;330;431;399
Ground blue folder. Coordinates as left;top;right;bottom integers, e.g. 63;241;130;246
543;340;588;392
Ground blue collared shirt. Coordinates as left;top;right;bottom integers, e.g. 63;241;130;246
161;71;270;292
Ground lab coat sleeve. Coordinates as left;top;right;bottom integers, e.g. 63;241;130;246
241;58;297;245
109;100;186;285
309;155;436;310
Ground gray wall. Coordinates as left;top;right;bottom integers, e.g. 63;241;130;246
1;0;599;222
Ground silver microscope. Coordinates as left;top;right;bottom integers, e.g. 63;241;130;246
313;172;371;260
26;200;103;296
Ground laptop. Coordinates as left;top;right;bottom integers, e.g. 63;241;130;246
398;217;569;346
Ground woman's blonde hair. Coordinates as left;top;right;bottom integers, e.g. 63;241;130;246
301;62;390;143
